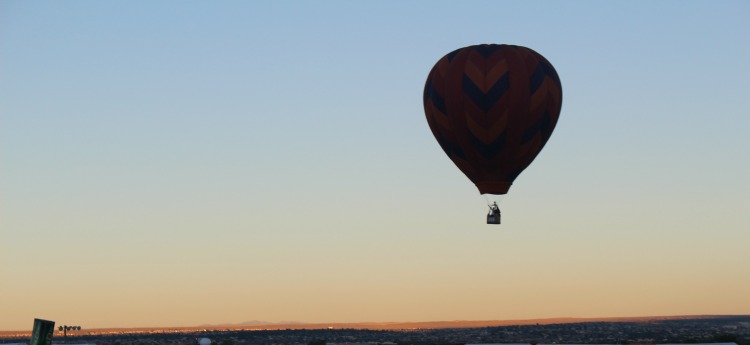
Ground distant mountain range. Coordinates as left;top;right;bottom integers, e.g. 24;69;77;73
198;320;302;327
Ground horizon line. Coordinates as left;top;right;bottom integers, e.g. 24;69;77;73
2;314;749;336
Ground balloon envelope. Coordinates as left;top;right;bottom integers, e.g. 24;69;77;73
423;44;562;195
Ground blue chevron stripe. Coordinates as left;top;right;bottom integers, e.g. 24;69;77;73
446;48;461;62
530;64;546;94
462;74;509;113
437;133;467;160
423;79;432;104
544;61;562;89
470;130;507;160
475;44;501;59
429;87;447;115
521;111;552;144
530;61;561;94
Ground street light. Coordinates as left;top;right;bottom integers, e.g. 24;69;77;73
57;325;81;342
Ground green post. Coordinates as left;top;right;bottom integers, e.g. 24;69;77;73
30;318;55;345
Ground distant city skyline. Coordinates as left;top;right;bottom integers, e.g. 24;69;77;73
2;0;749;330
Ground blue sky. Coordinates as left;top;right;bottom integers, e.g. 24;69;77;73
1;1;749;330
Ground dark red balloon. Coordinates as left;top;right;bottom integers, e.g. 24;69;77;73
423;44;562;195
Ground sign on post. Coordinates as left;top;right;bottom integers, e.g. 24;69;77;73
30;318;55;345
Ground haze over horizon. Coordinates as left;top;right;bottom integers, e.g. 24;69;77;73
3;314;747;333
2;0;749;330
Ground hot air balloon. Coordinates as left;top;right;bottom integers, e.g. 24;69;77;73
423;44;562;224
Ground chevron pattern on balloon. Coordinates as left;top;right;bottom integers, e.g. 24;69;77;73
423;44;562;195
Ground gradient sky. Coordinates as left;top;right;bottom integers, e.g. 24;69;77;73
1;0;749;331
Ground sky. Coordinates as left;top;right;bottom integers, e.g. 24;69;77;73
1;0;749;331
